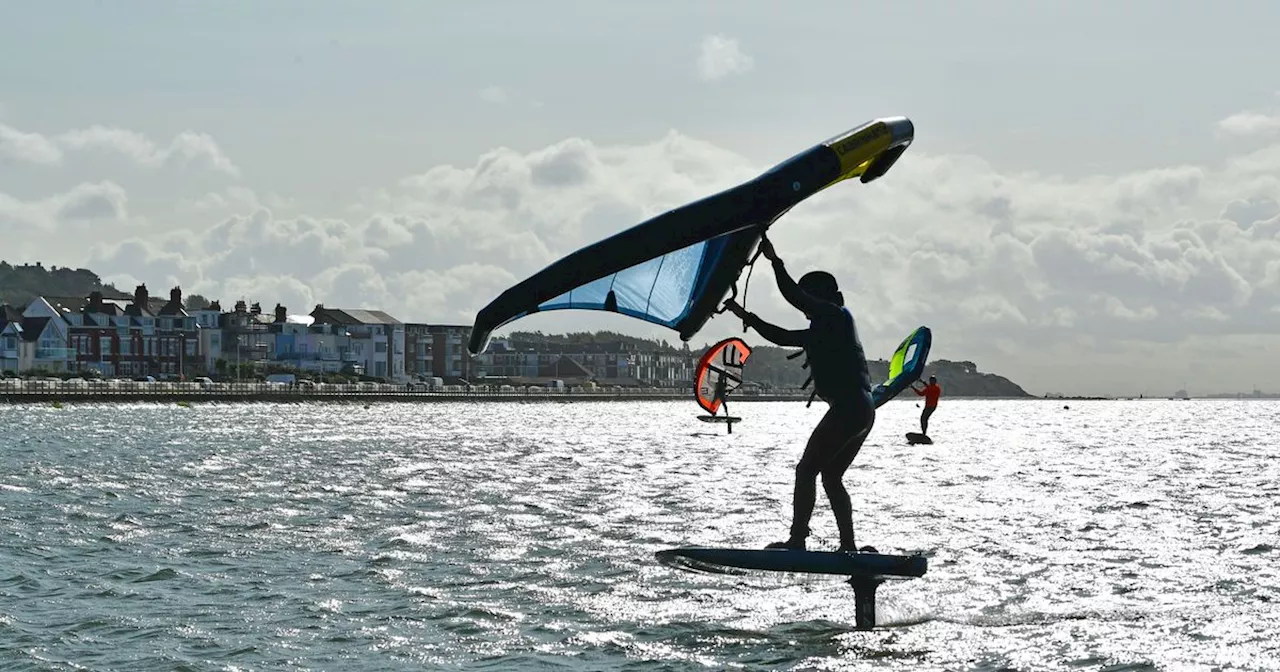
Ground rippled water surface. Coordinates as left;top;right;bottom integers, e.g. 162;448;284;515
2;399;1278;671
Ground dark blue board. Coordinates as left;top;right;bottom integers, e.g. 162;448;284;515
655;547;927;579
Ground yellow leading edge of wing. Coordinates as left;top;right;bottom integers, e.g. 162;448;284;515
821;120;897;187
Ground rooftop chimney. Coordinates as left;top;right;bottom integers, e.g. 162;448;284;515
133;283;149;307
170;287;182;305
274;303;287;323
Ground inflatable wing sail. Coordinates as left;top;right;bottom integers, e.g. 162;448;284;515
870;326;932;407
468;117;916;354
695;337;752;416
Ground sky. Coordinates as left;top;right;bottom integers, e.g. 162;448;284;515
3;0;1280;397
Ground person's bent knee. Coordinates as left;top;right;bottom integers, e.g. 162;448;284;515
820;469;845;491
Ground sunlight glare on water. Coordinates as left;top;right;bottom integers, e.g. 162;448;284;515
1;399;1277;670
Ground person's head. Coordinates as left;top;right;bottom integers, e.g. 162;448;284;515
798;270;843;308
928;375;936;385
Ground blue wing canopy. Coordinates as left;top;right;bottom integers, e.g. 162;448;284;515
469;117;916;354
517;231;751;331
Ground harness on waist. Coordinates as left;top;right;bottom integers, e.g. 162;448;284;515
786;349;820;408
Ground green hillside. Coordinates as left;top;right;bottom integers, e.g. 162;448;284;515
0;261;126;308
508;330;1031;397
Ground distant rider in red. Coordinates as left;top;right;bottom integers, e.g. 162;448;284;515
911;375;941;435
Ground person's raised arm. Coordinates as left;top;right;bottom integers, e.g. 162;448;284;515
722;299;805;347
758;237;839;317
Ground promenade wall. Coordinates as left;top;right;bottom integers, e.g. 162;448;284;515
0;381;811;404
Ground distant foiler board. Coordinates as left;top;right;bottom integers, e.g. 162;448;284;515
905;432;932;445
655;546;928;631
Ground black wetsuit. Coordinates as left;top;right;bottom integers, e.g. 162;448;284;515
740;260;875;548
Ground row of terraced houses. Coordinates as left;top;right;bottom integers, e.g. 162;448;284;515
0;283;697;386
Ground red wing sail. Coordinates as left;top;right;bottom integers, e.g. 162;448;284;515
695;337;752;415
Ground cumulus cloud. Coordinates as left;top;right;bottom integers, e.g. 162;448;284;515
0;124;62;164
13;107;1280;394
1;181;132;264
87;129;1280;347
1;181;128;229
1216;111;1280;138
83;132;757;325
177;186;268;216
478;86;508;104
53;181;130;221
696;34;753;81
0;121;239;176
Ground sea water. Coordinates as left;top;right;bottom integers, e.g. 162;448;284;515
1;399;1277;671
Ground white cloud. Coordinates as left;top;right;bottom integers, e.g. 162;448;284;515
478;86;508;104
0;124;62;164
53;181;129;221
1;181;128;229
0;122;240;176
1;181;132;264
1216;111;1280;138
696;34;753;81
82;132;757;326
89;134;1280;348
177;186;265;215
11;107;1280;395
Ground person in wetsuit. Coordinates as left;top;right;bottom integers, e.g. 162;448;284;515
911;375;941;435
711;372;729;410
723;237;874;552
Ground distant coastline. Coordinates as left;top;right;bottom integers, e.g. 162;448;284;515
0;387;1250;405
2;261;1036;396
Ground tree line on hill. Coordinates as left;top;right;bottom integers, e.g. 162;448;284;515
0;261;124;308
0;260;216;311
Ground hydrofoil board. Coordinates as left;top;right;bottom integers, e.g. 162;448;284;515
697;415;741;433
656;545;929;631
905;432;932;445
655;546;926;580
